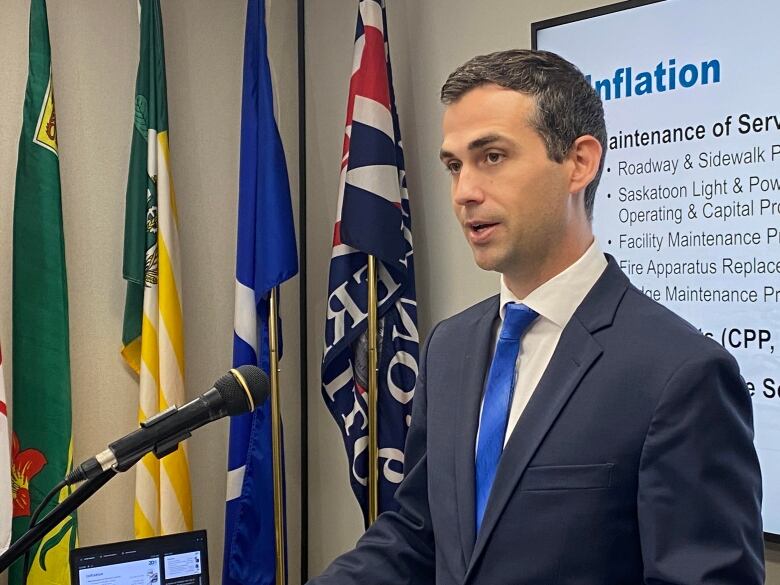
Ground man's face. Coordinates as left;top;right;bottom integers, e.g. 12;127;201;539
440;84;575;289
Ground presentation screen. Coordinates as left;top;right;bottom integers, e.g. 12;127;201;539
534;0;780;537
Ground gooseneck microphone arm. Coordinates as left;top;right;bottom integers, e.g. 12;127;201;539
0;365;269;575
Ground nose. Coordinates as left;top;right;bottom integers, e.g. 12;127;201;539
451;166;485;207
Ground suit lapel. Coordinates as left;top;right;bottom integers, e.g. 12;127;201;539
453;297;498;567
465;257;629;579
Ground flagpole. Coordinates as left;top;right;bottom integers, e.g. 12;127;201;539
367;255;379;524
268;288;286;585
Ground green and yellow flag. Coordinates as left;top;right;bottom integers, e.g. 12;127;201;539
122;0;193;537
11;0;77;582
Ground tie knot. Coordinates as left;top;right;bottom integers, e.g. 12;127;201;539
500;303;538;341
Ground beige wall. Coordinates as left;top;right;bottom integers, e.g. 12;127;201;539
0;0;299;582
304;0;780;581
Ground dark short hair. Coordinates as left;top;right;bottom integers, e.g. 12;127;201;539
441;49;607;220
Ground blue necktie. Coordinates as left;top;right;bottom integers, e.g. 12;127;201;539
475;302;538;533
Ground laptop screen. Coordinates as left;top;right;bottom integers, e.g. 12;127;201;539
70;530;208;585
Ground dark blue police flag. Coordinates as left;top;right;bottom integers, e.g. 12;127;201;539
321;0;419;525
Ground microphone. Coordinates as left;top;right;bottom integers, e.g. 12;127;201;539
66;365;269;485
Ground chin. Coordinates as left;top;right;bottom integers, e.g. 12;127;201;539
472;253;501;273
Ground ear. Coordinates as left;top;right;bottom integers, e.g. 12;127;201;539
566;135;603;195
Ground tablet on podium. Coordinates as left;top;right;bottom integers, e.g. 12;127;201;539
69;529;208;584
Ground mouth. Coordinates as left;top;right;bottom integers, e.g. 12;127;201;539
469;222;497;231
465;221;499;243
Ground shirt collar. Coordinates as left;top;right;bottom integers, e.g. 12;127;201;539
499;239;608;329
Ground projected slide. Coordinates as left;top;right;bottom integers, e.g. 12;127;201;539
536;0;780;534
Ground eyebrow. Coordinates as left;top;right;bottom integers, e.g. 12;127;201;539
439;133;505;161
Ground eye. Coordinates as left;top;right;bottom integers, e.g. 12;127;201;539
485;151;504;165
444;160;462;175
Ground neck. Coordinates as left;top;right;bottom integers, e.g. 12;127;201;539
504;230;594;299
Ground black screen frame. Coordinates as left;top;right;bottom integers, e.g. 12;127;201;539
531;0;665;50
70;529;210;584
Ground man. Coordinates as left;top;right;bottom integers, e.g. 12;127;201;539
310;50;764;584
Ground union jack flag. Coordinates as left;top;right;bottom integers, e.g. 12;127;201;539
321;0;418;524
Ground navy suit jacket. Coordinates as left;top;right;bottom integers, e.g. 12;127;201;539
311;257;764;584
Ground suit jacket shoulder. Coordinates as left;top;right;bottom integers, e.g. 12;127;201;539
608;281;740;375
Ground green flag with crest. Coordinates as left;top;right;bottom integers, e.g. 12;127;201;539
11;0;77;582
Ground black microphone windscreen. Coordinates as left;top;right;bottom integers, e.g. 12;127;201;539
213;365;270;416
235;364;270;405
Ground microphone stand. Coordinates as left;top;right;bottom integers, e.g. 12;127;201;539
0;468;117;573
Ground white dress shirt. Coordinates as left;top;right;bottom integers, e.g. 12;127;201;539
478;240;608;448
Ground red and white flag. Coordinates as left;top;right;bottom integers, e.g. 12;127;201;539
0;342;11;552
